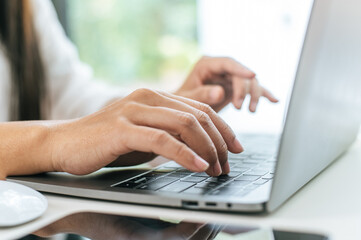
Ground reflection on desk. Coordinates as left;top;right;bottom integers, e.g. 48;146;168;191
19;212;328;240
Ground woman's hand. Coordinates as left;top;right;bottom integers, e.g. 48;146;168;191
50;89;243;177
175;56;278;112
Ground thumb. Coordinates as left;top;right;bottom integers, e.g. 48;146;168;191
182;85;225;105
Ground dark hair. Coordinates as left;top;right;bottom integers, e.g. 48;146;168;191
0;0;45;121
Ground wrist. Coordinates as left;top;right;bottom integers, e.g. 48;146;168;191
0;121;64;178
46;120;75;173
24;121;58;174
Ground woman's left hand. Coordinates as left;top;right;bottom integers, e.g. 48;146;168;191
175;56;278;112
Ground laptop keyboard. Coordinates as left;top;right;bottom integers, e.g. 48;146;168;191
112;134;279;198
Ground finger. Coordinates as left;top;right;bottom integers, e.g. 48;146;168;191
180;85;225;106
262;88;279;103
162;92;242;152
199;56;256;79
156;95;230;175
129;89;223;176
127;104;221;176
232;76;250;109
160;93;244;174
122;124;210;172
249;78;262;112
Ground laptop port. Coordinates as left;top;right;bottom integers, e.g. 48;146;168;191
205;202;217;207
181;201;198;208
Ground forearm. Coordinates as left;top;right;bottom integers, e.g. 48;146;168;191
0;121;56;179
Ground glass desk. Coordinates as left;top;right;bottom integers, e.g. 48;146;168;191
19;212;328;240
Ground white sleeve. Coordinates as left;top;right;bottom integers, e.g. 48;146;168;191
32;0;125;120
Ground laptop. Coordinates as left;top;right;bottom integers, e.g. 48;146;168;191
9;0;361;213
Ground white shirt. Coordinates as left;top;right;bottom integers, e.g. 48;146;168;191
0;0;122;122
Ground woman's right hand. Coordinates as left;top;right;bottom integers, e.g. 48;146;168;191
50;88;243;177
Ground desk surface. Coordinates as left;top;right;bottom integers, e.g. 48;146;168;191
1;137;361;240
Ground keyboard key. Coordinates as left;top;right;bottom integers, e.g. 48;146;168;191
262;173;274;180
206;175;233;183
136;177;178;191
195;182;222;188
224;181;251;188
181;176;207;183
228;162;238;167
237;163;258;168
167;172;190;178
132;177;148;184
226;171;243;178
158;181;195;193
251;154;273;159
192;172;210;177
243;170;268;176
176;169;194;174
235;175;260;181
253;179;269;185
113;181;140;189
228;155;247;160
231;167;250;172
243;159;263;164
259;163;276;168
142;171;169;179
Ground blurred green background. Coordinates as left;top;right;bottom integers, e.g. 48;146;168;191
62;0;198;86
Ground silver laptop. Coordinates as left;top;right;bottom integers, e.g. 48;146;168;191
9;0;361;213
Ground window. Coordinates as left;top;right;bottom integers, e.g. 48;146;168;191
199;0;313;133
66;0;198;90
54;0;313;132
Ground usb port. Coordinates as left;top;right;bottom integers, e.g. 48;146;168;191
182;201;198;208
205;202;217;207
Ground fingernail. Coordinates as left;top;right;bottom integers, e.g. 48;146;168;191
250;102;257;112
213;163;222;176
233;138;244;152
194;156;209;171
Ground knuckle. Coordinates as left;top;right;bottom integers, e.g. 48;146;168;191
220;141;228;157
228;129;237;143
197;111;211;127
121;101;139;114
221;121;235;138
178;112;197;127
150;130;168;145
239;91;247;98
174;144;189;160
130;88;155;100
208;146;218;164
197;102;213;114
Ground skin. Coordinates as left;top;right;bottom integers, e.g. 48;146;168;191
176;56;278;112
0;56;278;180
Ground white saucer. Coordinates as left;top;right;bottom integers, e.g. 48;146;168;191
0;180;48;227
